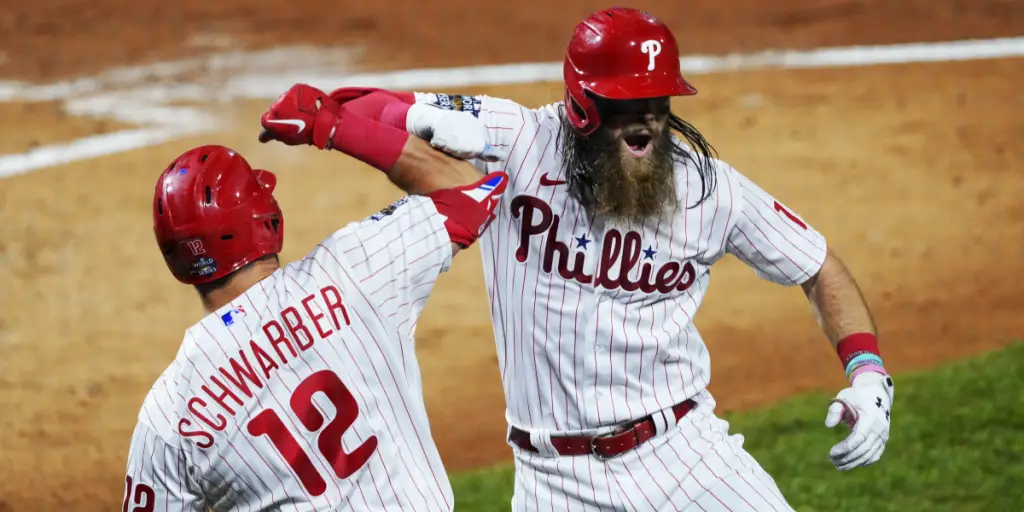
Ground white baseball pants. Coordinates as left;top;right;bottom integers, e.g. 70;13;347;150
508;392;795;512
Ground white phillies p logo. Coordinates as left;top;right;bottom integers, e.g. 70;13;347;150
641;40;662;71
186;239;206;256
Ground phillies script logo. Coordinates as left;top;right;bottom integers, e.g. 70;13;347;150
512;196;696;293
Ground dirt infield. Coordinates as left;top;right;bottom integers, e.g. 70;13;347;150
1;1;1022;511
3;0;1022;81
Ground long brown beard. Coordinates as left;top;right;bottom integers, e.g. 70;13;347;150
559;116;679;222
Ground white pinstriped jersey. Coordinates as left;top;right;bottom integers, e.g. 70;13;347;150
123;196;455;511
414;93;829;433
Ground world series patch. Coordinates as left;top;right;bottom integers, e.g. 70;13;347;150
431;94;482;118
370;197;410;221
191;256;217;277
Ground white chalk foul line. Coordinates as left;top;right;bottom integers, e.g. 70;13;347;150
1;36;1023;178
225;36;1024;99
0;46;362;104
0;128;193;179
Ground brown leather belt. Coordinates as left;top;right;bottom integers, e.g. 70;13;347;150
508;399;697;460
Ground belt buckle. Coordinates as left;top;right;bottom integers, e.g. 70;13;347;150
589;423;635;461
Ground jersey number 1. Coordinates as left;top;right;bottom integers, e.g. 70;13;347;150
246;370;378;496
774;201;808;230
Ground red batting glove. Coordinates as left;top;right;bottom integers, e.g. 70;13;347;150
428;172;509;248
258;84;342;150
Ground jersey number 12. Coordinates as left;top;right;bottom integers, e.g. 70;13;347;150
246;370;378;496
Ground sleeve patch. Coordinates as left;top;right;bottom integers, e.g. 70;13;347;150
369;197;410;221
430;94;482;117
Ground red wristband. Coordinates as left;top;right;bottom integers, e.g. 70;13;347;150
387;91;415;103
836;333;881;368
341;91;411;131
327;87;412;104
380;102;410;131
326;109;408;172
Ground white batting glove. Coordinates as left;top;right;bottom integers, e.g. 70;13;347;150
406;103;506;163
824;371;895;471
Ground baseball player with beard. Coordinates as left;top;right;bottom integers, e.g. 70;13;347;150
262;7;896;511
122;86;508;511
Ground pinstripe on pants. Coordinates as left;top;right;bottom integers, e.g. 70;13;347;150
509;392;794;512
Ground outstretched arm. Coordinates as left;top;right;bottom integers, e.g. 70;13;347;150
388;134;485;196
256;85;484;196
802;249;894;472
800;249;877;348
334;88;505;164
258;84;506;256
723;166;893;472
337;115;507;257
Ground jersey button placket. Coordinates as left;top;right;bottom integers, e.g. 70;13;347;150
587;292;613;426
575;221;604;427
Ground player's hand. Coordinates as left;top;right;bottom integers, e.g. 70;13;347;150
258;84;341;149
824;372;895;471
408;104;506;163
428;172;509;248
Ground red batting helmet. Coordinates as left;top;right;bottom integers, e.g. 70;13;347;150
563;7;697;135
153;145;284;285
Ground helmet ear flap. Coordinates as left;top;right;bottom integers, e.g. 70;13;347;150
563;59;601;136
153;145;285;285
565;87;601;136
253;169;277;193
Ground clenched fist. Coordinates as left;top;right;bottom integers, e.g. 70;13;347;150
258;84;342;149
406;103;506;163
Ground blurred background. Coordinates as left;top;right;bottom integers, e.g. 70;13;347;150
1;1;1022;510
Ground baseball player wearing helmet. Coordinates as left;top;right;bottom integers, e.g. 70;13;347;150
267;7;895;511
122;89;509;511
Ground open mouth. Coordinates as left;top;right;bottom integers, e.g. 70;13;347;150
622;133;653;157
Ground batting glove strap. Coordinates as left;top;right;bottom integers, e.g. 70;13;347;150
314;106;343;150
428;172;508;248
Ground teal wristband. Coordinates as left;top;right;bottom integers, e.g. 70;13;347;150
845;353;883;377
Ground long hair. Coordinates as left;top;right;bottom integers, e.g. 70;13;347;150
667;114;719;208
557;106;719;212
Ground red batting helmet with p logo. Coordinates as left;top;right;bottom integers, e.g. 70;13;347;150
562;7;697;135
152;145;284;285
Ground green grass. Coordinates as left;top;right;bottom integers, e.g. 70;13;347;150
450;343;1024;511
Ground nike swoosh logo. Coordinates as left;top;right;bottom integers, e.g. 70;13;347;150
265;119;306;132
539;173;567;186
